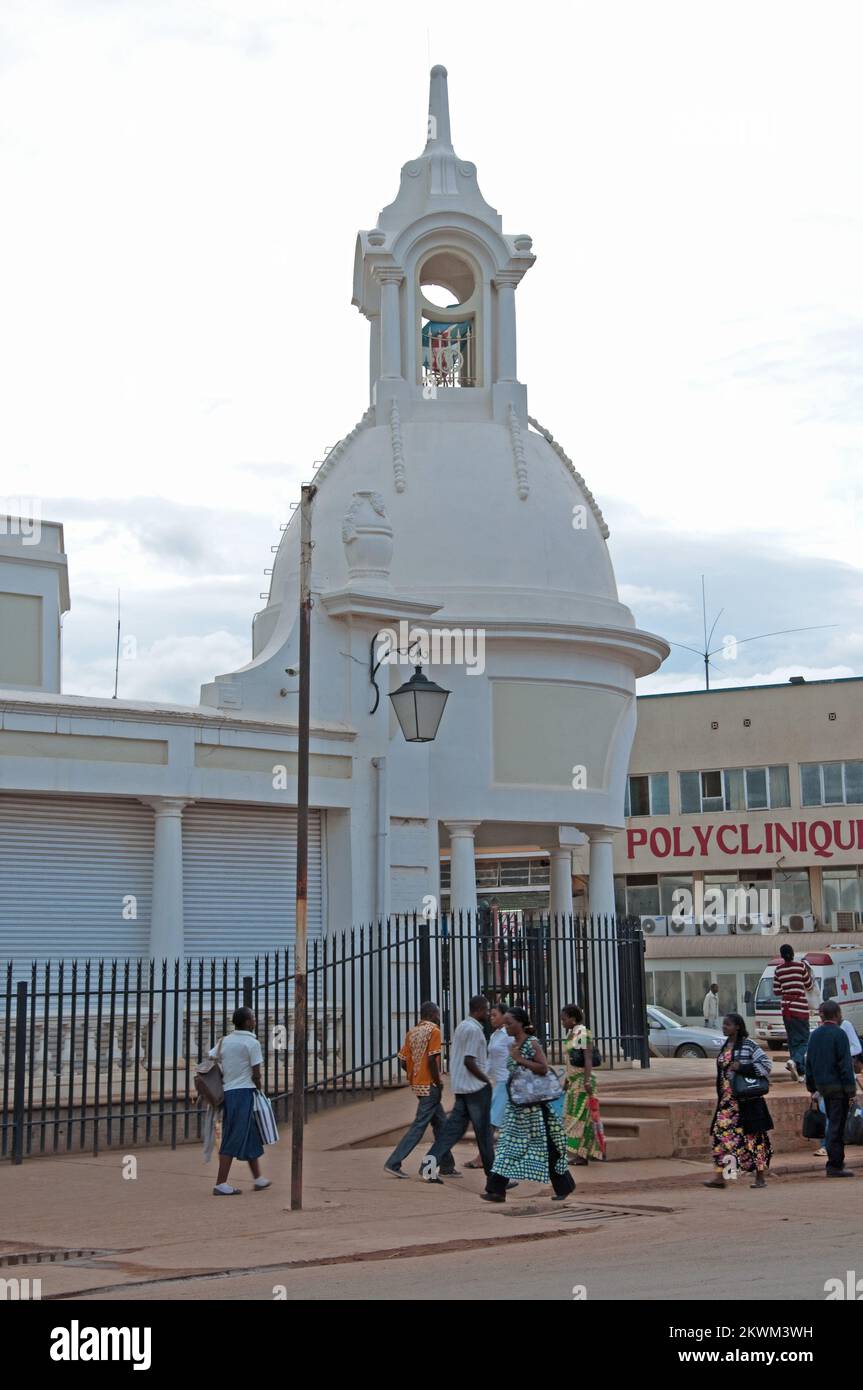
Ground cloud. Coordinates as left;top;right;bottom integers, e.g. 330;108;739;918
618;584;691;615
64;630;252;704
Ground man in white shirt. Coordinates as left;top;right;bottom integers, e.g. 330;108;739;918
422;995;495;1183
703;983;720;1029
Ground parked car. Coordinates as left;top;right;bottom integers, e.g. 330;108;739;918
647;1005;726;1059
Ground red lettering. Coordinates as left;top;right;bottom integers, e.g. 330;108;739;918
764;823;774;854
740;824;763;855
717;825;739;854
857;820;863;850
774;823;799;854
833;819;856;852
672;827;694;857
649;827;672;858
627;828;647;860
808;820;834;859
693;825;714;856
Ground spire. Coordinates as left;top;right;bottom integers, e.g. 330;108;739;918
424;64;453;153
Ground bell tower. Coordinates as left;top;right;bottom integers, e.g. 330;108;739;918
352;65;535;425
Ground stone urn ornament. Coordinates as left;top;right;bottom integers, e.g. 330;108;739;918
341;491;394;589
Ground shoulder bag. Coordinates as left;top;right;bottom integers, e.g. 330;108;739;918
194;1035;225;1108
507;1047;563;1108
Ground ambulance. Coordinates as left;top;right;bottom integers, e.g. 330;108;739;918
754;947;863;1049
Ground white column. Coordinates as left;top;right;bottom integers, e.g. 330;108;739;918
549;847;574;923
587;828;620;1052
588;829;617;923
141;797;192;963
376;269;404;380
494;274;519;382
445;821;481;1011
446;821;480;921
549;845;575;1037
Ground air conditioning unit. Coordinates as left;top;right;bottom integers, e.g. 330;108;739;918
667;916;698;937
784;914;816;933
699;917;730;936
835;911;858;932
640;915;668;936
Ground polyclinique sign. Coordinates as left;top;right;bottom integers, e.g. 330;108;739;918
627;818;863;861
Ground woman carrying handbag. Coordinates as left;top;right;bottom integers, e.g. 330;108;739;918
206;1006;272;1196
482;1007;575;1204
705;1012;773;1191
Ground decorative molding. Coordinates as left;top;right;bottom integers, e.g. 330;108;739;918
527;415;610;539
373;266;405;286
507;403;529;501
390;397;407;492
341;491;388;544
314;407;375;485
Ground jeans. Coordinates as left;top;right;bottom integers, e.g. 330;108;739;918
425;1084;495;1180
823;1092;850;1172
785;1016;810;1072
386;1085;455;1172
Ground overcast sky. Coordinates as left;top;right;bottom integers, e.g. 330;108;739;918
2;0;861;702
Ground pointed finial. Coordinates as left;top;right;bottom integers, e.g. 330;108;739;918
424;64;453;151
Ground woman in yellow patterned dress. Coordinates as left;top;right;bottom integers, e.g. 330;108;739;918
561;1004;606;1165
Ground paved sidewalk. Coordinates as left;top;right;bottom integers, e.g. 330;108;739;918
1;1077;856;1301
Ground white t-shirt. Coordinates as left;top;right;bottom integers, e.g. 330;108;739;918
209;1030;263;1091
448;1017;489;1094
841;1019;862;1058
487;1027;512;1086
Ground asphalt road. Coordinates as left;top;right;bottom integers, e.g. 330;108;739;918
80;1170;862;1301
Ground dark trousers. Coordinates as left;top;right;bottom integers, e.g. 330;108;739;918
386;1085;455;1172
785;1016;810;1071
824;1092;850;1173
486;1104;576;1200
425;1084;494;1179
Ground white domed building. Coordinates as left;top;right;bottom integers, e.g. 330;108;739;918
200;66;668;931
0;68;667;988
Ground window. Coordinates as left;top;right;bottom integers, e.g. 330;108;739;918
775;870;812;917
652;970;683;1017
679;765;791;813
822;869;862;923
660;874;693;919
625;772;669;817
684;971;711;1018
801;761;863;807
850;972;863;994
625;874;660;917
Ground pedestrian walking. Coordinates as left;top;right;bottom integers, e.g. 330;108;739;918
561;1003;605;1165
384;1001;456;1178
773;944;814;1081
705;1013;773;1191
482;1006;575;1204
805;999;857;1178
209;1008;272;1196
422;995;496;1182
703;983;720;1030
465;1001;511;1169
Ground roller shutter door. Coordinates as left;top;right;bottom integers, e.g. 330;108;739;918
182;803;323;973
0;793;152;972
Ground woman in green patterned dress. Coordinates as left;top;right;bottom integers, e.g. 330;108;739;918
561;1003;606;1165
482;1007;575;1204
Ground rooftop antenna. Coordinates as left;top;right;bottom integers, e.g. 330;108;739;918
112;589;121;699
666;576;837;691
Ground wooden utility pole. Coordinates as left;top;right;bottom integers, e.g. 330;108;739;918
291;482;316;1210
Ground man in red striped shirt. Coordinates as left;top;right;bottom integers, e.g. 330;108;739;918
773;944;814;1082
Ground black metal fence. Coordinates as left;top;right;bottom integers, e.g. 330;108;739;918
1;913;647;1163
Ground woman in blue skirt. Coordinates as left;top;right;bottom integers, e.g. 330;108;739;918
209;1007;271;1196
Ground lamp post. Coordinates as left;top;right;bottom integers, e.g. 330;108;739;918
291;482;315;1212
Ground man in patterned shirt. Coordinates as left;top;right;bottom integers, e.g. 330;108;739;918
774;943;814;1082
384;1002;457;1178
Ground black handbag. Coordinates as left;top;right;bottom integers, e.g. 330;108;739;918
802;1104;826;1139
569;1045;602;1068
845;1102;863;1146
731;1071;769;1099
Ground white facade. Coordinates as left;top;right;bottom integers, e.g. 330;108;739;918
0;68;667;968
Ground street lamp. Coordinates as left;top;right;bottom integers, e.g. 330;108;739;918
388;664;450;743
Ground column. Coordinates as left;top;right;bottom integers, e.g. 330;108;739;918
376;268;404;380
588;829;617;922
548;846;575;1041
493;274;519;382
445;821;481;1015
587;828;620;1055
141;797;192;963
